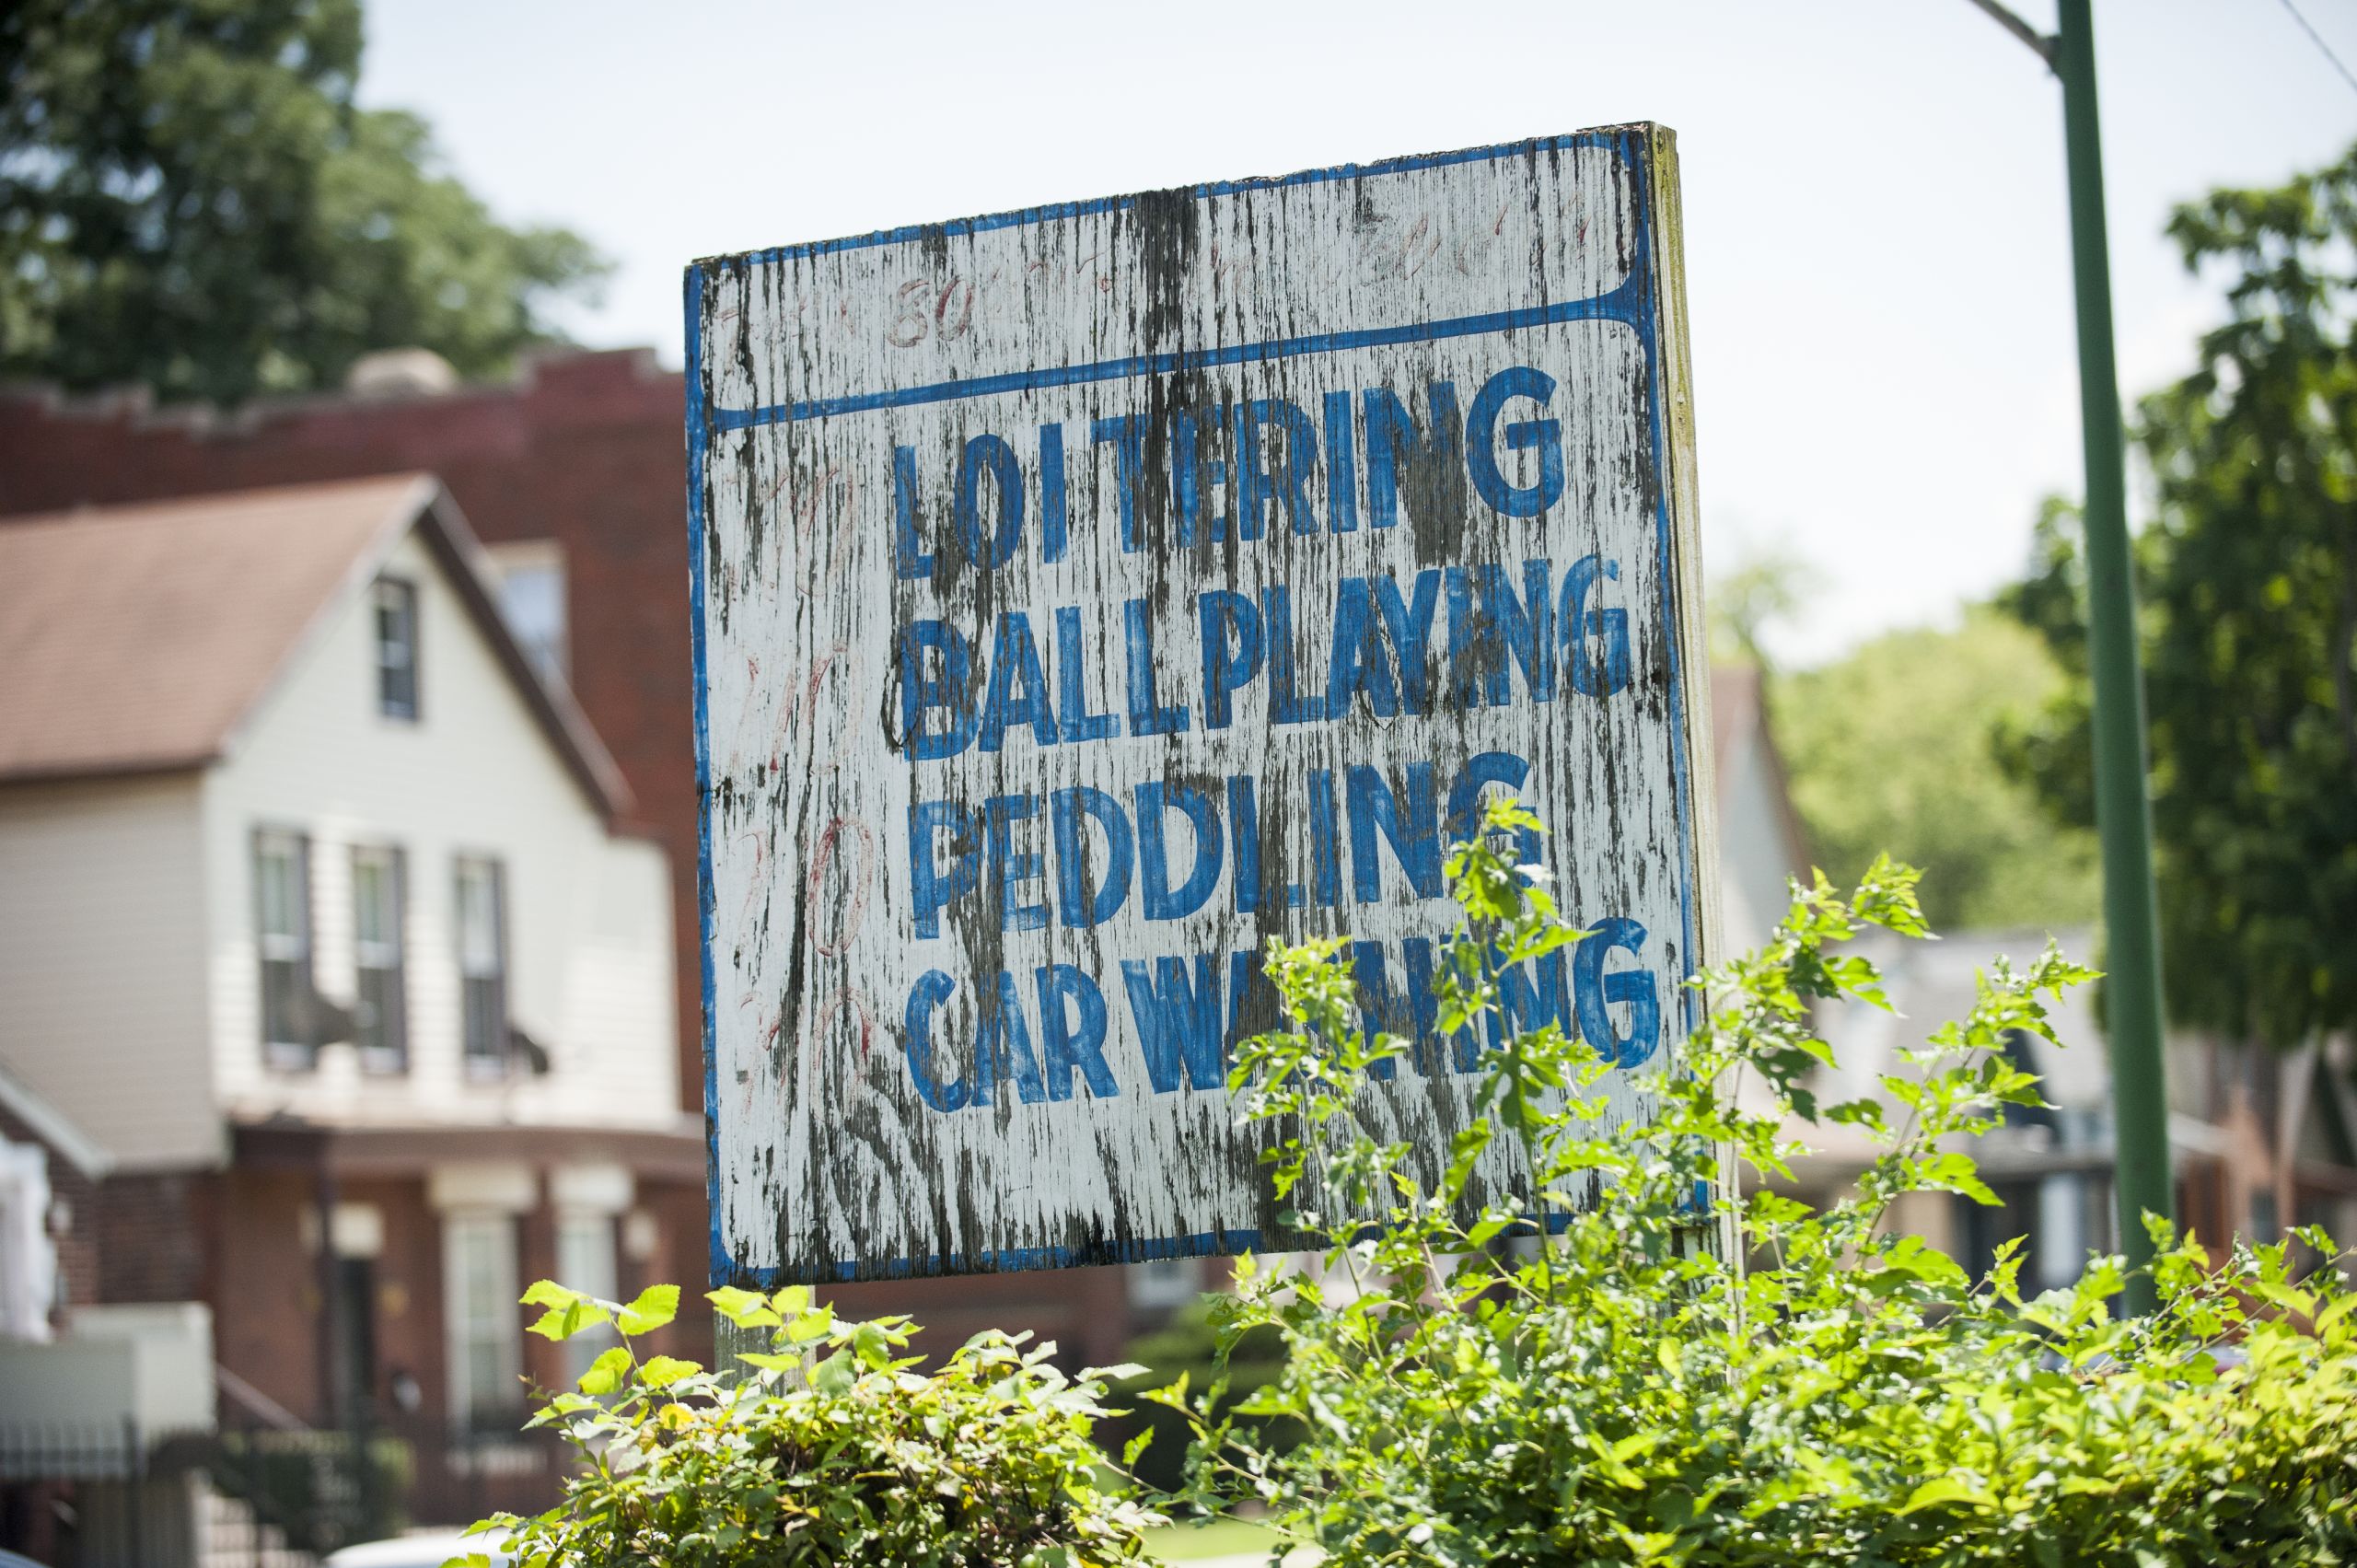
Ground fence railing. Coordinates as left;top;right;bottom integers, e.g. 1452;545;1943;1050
0;1413;573;1568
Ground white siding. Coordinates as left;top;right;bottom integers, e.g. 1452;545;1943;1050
0;775;218;1168
1715;725;1805;958
203;529;679;1132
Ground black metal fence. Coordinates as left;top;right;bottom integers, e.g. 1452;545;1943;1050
0;1417;572;1568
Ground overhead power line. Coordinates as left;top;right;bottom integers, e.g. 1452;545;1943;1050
2278;0;2357;99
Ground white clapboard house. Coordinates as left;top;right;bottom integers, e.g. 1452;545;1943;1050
0;476;702;1464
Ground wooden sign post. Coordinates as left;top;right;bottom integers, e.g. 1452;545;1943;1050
687;124;1715;1287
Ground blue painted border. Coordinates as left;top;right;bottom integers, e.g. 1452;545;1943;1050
683;261;729;1293
687;127;1705;1286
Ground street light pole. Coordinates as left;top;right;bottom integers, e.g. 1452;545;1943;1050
1971;0;2174;1312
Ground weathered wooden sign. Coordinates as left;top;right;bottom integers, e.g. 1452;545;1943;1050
688;124;1715;1284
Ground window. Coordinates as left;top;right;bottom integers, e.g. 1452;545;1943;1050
484;541;568;686
255;830;314;1069
456;857;508;1077
1127;1256;1204;1310
554;1212;620;1386
352;846;407;1073
443;1213;521;1431
374;578;419;720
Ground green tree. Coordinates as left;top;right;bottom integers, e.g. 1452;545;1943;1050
0;0;607;405
1773;607;2100;933
2005;143;2357;1049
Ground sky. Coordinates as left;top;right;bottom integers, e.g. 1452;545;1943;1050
358;0;2357;665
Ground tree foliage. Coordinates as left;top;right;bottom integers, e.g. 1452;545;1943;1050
1773;606;2100;933
0;0;607;405
2004;141;2357;1048
1153;801;2357;1565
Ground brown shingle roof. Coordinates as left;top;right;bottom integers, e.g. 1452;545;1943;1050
0;475;630;816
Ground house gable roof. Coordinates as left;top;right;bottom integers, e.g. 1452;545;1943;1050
0;475;631;818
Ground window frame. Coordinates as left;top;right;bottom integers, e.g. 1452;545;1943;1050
455;855;510;1080
254;828;316;1071
351;843;409;1074
552;1210;621;1387
441;1211;522;1433
374;576;421;722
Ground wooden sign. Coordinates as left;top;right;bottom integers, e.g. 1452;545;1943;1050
687;124;1715;1284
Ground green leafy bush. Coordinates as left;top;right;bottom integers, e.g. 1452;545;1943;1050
1153;800;2357;1566
1112;1301;1292;1493
465;1281;1159;1566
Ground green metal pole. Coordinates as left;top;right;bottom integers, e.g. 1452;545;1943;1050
2054;0;2173;1312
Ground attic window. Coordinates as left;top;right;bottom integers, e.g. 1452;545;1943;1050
482;541;568;687
374;577;420;721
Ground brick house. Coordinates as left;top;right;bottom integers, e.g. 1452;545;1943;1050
0;355;1169;1369
0;475;705;1443
0;355;1821;1381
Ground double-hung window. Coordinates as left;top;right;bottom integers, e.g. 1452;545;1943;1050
352;846;408;1073
456;857;508;1077
553;1212;620;1387
443;1212;522;1431
255;830;314;1069
374;578;419;721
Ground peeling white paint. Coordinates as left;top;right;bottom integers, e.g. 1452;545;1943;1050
688;126;1716;1284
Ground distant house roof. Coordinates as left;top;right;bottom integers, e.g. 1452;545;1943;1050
0;475;631;816
1710;661;1812;871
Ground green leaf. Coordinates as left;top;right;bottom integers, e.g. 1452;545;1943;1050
617;1283;680;1335
527;1299;610;1342
637;1354;701;1388
1899;1477;1996;1515
575;1346;632;1396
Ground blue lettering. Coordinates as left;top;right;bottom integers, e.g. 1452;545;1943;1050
1091;414;1147;553
1054;607;1120;744
1322;576;1399;719
891;445;935;581
955;433;1024;567
1050;785;1132;927
1374;568;1443;714
908;799;981;940
1124;598;1189;736
1346;762;1443;902
1322;389;1358;534
1037;964;1118;1099
1120;955;1226;1092
1199;590;1264;731
1446;750;1540;866
977;611;1055;753
901;970;968;1112
1363;380;1461;531
1467;366;1565;518
1307;768;1341;908
900;620;977;761
984;794;1047;932
1575;916;1660;1067
972;969;1047;1106
1260;586;1325;725
1039;423;1068;563
1563;554;1633;697
1226;774;1260;915
1136;781;1222;921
